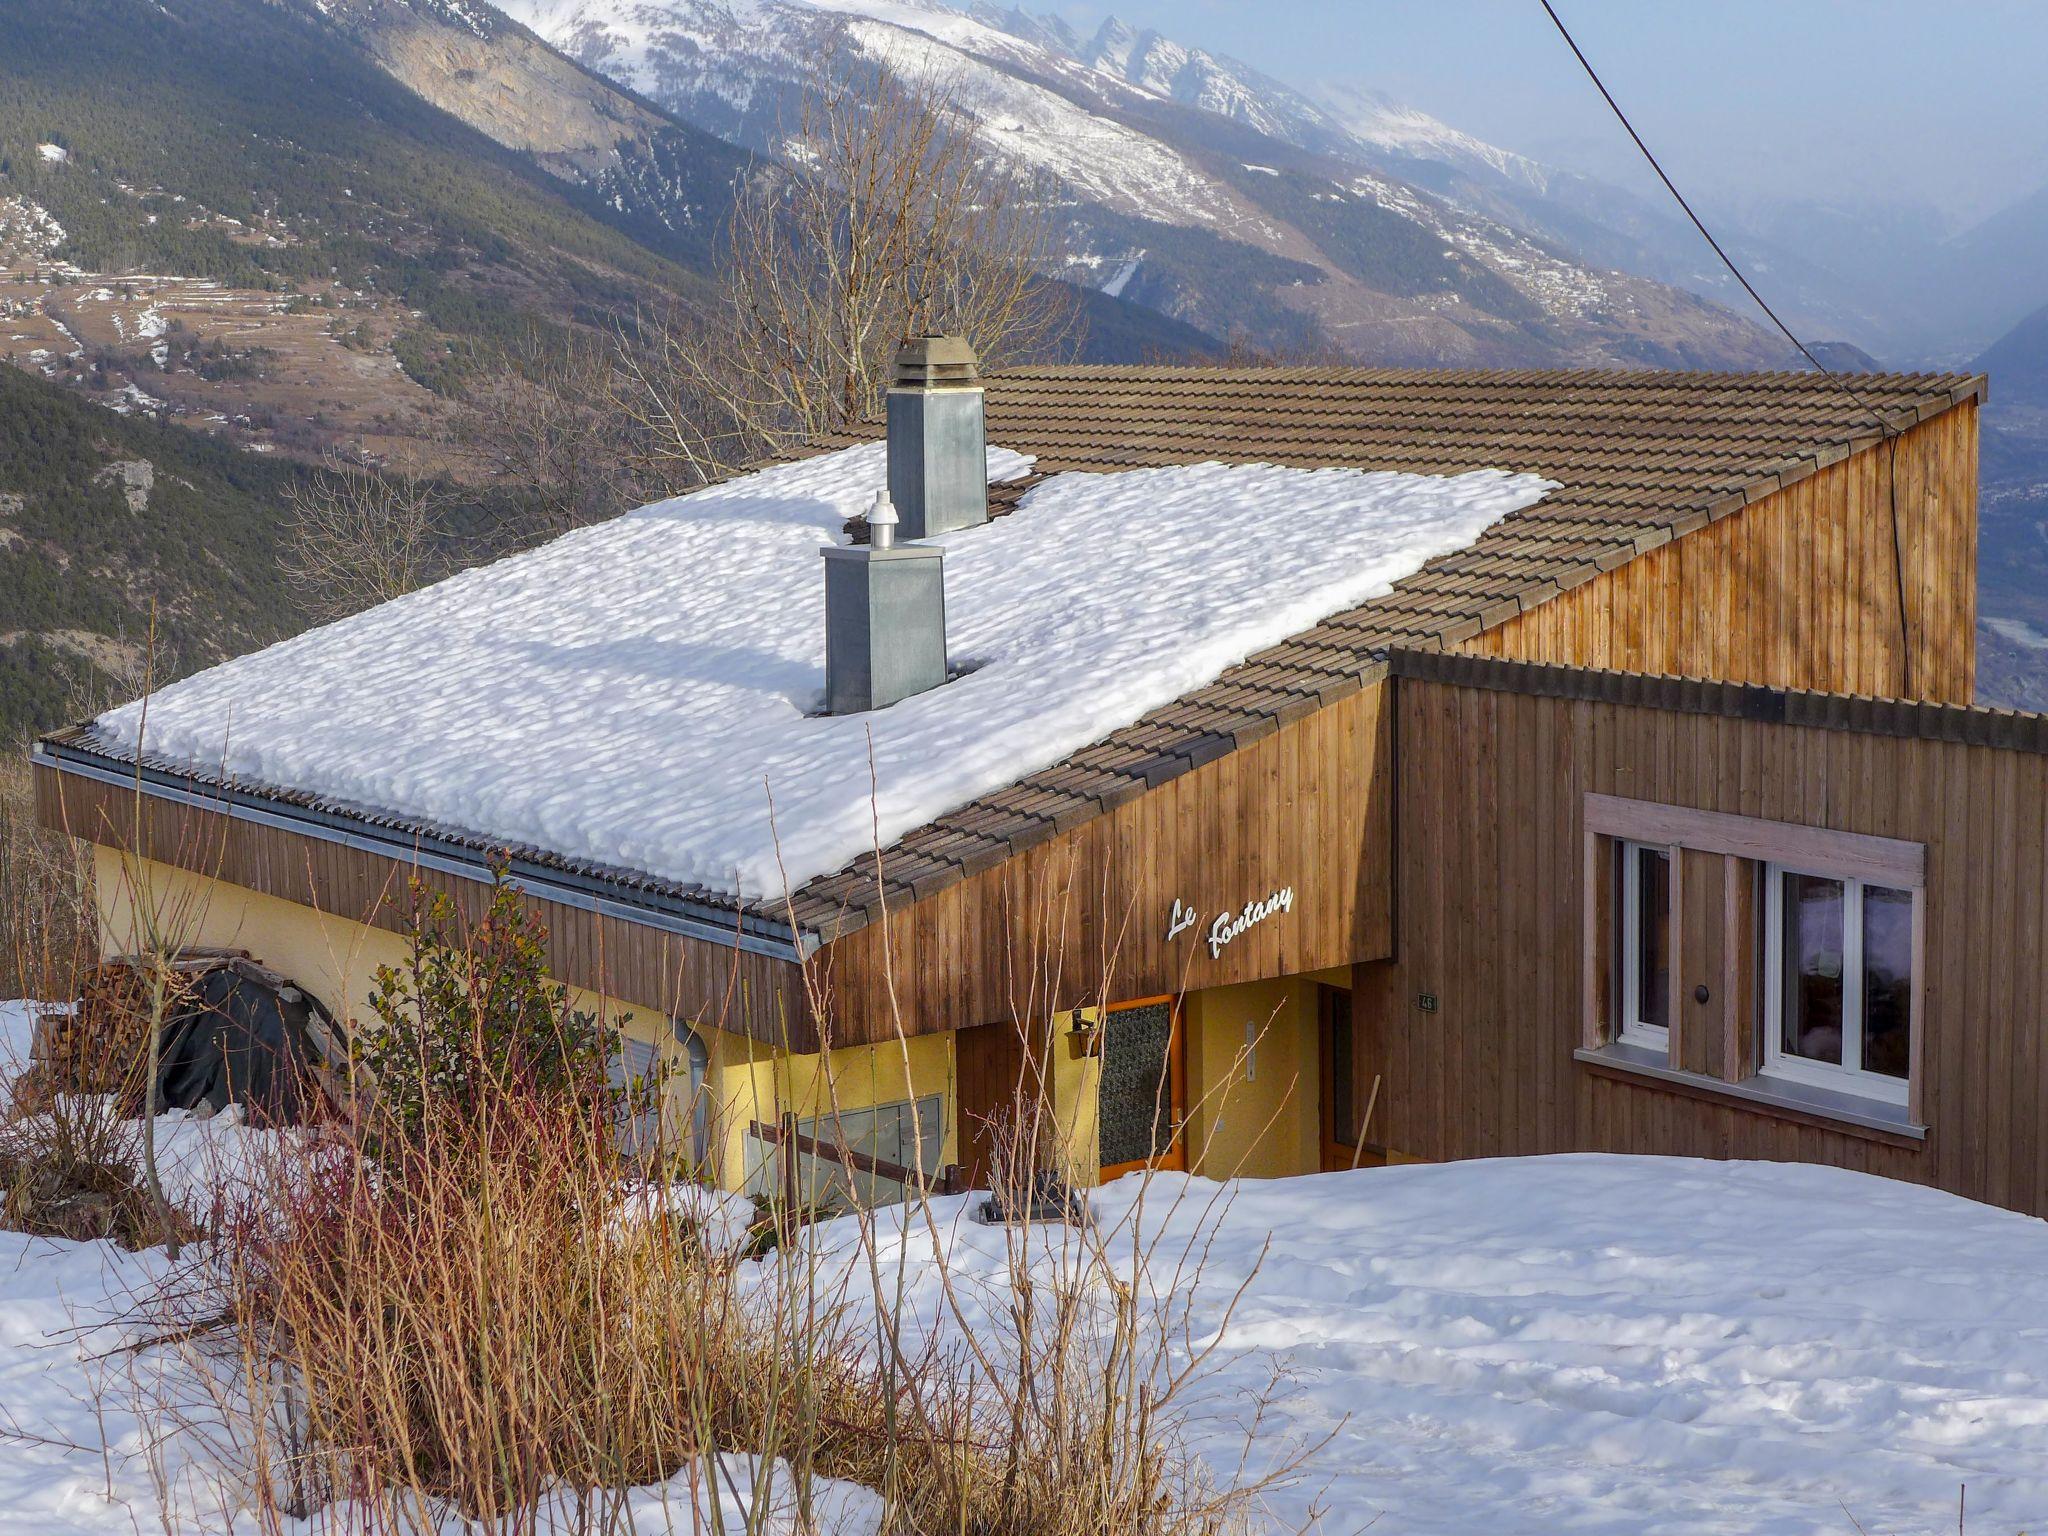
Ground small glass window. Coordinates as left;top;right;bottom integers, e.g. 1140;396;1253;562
787;1095;946;1211
1619;841;1672;1051
1765;866;1912;1104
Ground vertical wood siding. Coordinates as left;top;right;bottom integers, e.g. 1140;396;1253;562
1357;673;2048;1217
818;682;1396;1046
1464;408;1979;704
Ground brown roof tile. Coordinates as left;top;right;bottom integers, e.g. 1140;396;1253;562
785;366;1984;933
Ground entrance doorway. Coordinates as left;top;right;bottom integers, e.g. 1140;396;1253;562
1098;995;1186;1178
1318;984;1360;1171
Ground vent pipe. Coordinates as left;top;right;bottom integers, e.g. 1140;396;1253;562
821;488;947;714
887;333;987;539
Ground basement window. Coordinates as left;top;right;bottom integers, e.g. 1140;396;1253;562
776;1095;946;1212
1617;841;1672;1054
1763;868;1913;1107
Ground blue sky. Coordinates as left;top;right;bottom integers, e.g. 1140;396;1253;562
1052;1;2048;227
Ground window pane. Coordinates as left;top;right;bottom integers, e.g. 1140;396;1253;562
1780;872;1846;1064
1861;885;1913;1081
1636;847;1670;1031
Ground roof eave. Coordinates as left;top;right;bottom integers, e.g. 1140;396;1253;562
31;735;821;964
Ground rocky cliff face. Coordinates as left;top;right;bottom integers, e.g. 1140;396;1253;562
302;0;747;244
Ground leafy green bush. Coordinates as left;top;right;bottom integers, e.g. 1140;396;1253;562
356;869;610;1152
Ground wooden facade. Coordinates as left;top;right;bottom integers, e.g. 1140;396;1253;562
36;674;1396;1054
1465;407;1979;705
1356;653;2048;1218
33;763;813;1046
816;680;1395;1045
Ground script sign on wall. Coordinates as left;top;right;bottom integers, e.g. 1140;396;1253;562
1165;886;1296;960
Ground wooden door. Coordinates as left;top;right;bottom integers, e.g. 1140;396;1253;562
955;1018;1043;1190
1318;984;1361;1171
1097;996;1186;1179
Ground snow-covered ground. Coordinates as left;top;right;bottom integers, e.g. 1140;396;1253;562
837;1160;2048;1535
93;445;1549;900
6;992;2046;1533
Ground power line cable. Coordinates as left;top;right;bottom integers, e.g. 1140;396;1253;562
1538;0;1917;696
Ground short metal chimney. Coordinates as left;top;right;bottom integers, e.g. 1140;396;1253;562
822;489;948;713
887;333;987;540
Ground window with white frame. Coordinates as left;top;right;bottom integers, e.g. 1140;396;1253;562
1763;866;1914;1105
1617;841;1672;1052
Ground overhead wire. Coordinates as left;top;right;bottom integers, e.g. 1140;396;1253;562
1538;0;1918;696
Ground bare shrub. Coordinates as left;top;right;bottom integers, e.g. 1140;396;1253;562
278;455;452;621
789;853;1318;1536
31;776;1315;1532
614;54;1083;485
448;327;647;539
0;753;94;1005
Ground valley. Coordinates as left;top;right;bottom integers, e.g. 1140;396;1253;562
1;199;447;467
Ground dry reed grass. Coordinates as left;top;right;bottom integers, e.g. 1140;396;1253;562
2;724;1309;1534
147;1035;1282;1535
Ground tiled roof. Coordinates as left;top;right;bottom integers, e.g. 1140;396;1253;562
782;366;1984;936
1388;648;2048;753
46;367;1985;946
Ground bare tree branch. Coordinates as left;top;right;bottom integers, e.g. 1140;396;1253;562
614;53;1083;484
449;327;643;538
278;454;451;621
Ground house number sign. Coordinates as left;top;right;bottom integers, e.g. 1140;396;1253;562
1165;886;1296;959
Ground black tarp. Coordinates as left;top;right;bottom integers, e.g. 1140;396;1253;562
151;964;338;1124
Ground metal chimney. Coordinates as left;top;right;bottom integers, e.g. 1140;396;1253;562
822;488;948;714
887;333;987;540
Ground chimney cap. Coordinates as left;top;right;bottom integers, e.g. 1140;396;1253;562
866;487;899;548
892;333;981;390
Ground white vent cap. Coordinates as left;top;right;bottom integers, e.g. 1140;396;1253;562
867;488;900;549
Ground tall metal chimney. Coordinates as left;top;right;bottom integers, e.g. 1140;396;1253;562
822;488;947;714
887;333;986;540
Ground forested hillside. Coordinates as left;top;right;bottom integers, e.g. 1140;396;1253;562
0;363;309;740
0;0;731;303
1973;303;2048;711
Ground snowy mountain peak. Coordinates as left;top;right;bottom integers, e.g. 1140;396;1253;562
1081;14;1141;73
1313;79;1550;193
964;1;1076;56
488;0;1787;369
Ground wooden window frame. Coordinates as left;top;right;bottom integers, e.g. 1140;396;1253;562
1617;840;1674;1056
1583;794;1926;1126
1761;866;1917;1109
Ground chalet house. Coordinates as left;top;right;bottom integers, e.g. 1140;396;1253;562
39;342;2034;1216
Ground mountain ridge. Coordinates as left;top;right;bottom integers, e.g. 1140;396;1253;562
497;0;1799;368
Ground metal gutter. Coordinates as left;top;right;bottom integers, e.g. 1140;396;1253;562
32;740;820;963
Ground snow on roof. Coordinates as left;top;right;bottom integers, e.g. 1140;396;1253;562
93;443;1552;904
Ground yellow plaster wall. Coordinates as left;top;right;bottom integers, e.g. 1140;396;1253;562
93;854;1348;1191
93;853;952;1190
1183;969;1347;1179
1051;1009;1104;1185
708;1028;957;1193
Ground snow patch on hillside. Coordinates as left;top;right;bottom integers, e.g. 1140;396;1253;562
500;0;1244;230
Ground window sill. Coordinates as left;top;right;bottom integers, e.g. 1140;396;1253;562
1574;1043;1926;1148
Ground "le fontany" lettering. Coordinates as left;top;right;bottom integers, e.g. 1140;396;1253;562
1165;886;1296;959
